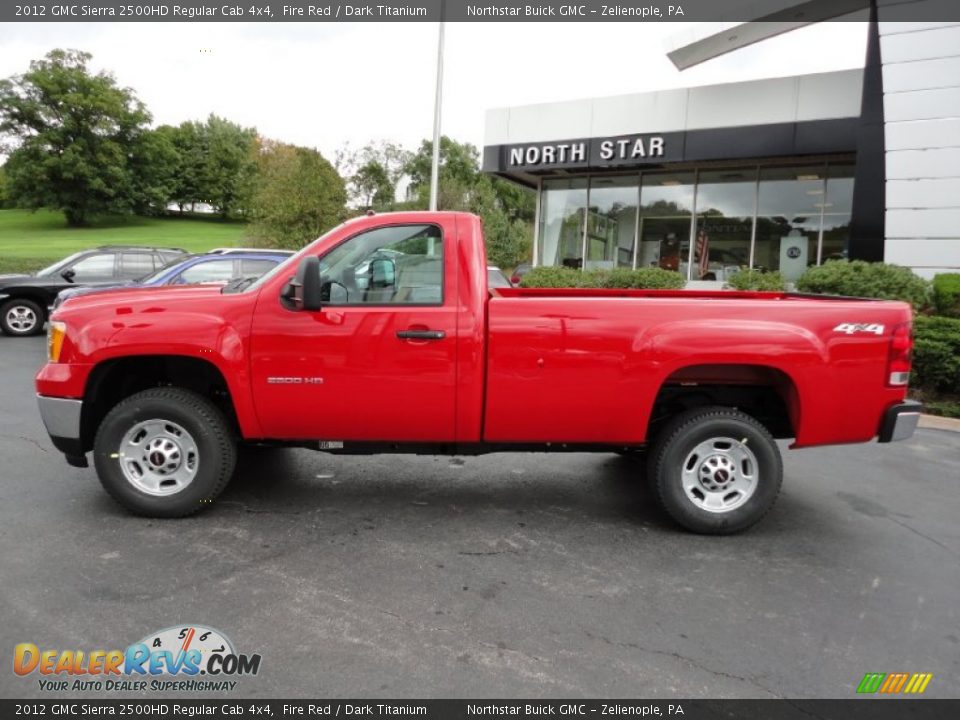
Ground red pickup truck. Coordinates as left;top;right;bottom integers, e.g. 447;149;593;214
36;211;920;534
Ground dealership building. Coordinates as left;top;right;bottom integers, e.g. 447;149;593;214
483;6;960;281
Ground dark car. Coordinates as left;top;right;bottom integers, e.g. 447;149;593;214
0;245;186;337
54;249;296;309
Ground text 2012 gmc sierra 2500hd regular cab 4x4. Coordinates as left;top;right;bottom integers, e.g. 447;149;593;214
36;212;921;534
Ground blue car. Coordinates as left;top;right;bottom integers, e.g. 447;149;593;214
55;248;295;309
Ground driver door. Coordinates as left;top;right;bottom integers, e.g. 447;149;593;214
249;221;457;442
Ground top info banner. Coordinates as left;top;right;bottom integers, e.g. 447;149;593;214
5;0;960;23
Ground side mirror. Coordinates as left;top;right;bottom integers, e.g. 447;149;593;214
61;269;76;283
281;256;322;311
369;258;396;287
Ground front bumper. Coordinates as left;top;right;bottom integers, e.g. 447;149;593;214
37;394;88;466
878;400;922;443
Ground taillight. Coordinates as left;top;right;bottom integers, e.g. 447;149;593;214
887;322;912;386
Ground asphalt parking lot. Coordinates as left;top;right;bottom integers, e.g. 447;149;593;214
1;335;958;699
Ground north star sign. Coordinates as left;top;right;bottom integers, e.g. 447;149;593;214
507;135;667;168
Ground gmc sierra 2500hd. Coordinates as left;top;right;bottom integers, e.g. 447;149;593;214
36;212;921;534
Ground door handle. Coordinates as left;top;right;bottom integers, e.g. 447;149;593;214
396;329;446;340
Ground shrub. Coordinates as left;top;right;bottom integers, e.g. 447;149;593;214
912;315;960;394
932;273;960;318
519;266;586;288
519;266;684;290
923;400;960;419
795;260;931;310
596;267;686;289
726;269;786;292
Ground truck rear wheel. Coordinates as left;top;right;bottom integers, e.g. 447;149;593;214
1;298;45;336
648;406;782;534
93;388;237;517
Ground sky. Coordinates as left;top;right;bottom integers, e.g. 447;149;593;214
0;20;869;160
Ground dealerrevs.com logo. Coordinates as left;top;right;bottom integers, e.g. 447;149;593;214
14;625;261;692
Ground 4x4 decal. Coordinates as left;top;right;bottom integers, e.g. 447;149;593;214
833;323;885;335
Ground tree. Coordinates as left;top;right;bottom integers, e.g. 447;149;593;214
404;136;481;206
246;139;347;249
0;49;161;226
202;115;257;218
157;121;200;213
336;140;411;210
127;127;179;216
403;136;535;269
153;115;256;217
0;163;11;208
352;160;394;209
471;175;532;269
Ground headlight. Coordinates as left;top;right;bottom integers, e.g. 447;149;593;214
47;321;67;363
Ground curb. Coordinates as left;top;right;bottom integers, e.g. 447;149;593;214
919;414;960;433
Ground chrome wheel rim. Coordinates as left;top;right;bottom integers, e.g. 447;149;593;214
6;305;38;333
681;436;758;513
118;419;199;496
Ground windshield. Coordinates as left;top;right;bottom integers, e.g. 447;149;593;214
35;251;87;278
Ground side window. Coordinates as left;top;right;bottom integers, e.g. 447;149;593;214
320;224;443;305
177;259;238;284
158;251;185;265
239;259;278;277
119;252;156;279
69;253;116;282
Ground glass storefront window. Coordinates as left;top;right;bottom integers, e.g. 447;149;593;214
821;215;852;263
755;165;826;282
637;171;695;275
692;169;757;282
539;178;587;268
586;176;639;269
533;160;856;281
820;163;855;263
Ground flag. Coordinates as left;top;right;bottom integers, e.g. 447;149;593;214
696;227;710;279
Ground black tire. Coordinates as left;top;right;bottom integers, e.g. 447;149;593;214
0;298;45;336
648;406;782;534
93;388;237;517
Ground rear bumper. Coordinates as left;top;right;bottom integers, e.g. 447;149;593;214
878;400;922;443
37;394;87;466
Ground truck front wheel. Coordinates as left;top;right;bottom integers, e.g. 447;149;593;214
93;388;237;517
648;406;782;534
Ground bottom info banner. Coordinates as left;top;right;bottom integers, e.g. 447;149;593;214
3;701;960;719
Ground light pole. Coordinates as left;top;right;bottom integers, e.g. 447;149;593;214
428;19;445;211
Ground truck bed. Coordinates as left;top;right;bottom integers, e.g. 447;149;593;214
483;290;912;448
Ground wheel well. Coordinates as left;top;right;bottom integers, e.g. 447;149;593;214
650;364;798;440
2;292;48;312
80;356;237;452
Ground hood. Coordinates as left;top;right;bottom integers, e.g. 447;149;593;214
52;283;229;319
0;273;35;287
56;281;134;305
0;273;70;290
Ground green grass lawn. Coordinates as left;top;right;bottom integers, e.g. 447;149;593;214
0;209;248;273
